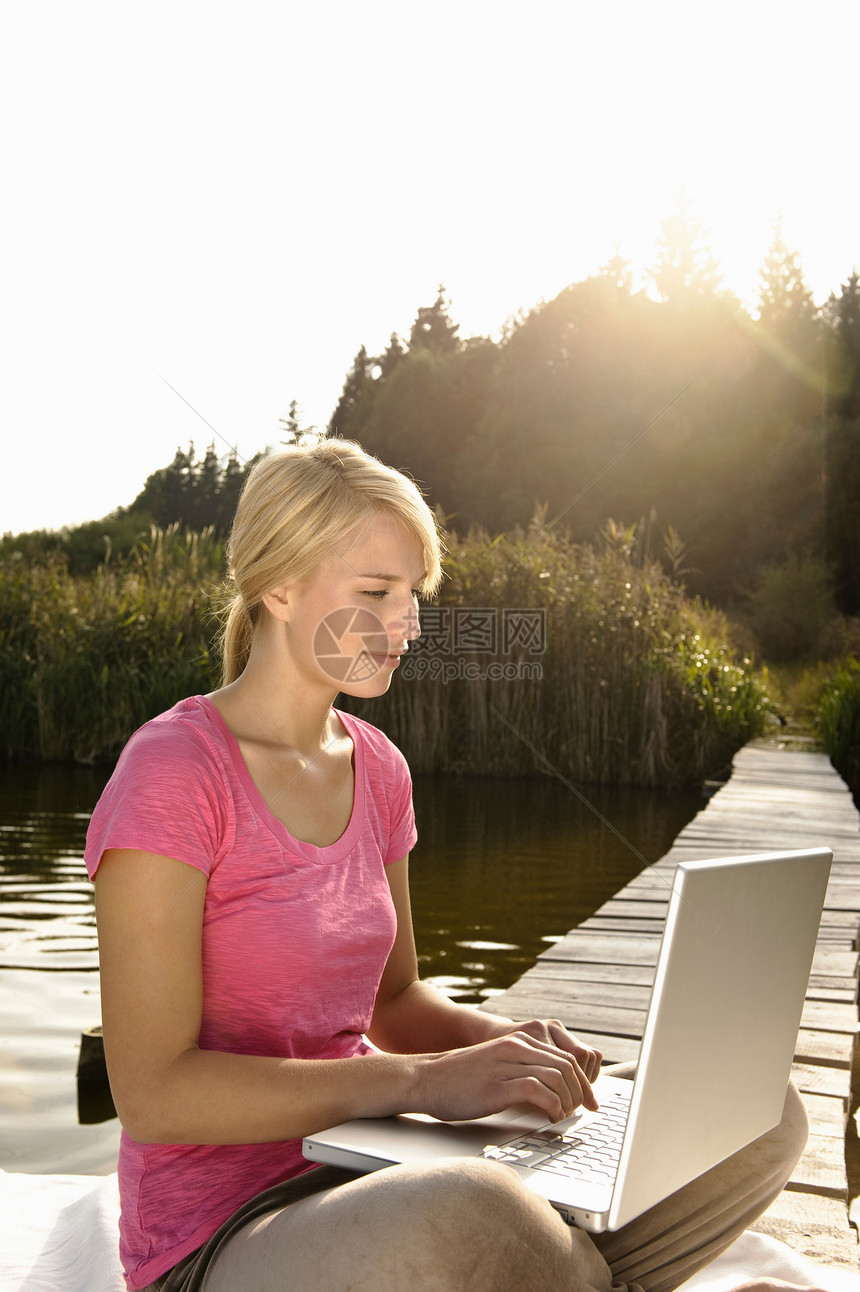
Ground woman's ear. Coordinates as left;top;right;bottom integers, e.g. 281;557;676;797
261;585;292;623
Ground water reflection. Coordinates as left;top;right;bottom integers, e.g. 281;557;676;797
0;763;108;973
0;763;117;1173
408;774;701;1002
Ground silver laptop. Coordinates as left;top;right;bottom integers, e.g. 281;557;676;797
303;848;831;1232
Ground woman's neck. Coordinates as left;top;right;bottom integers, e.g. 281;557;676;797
211;637;340;758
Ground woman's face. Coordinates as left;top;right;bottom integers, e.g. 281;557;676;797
278;512;427;698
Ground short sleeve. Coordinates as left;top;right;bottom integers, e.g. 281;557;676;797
85;714;234;880
382;740;417;864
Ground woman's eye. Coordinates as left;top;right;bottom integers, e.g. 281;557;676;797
363;590;387;599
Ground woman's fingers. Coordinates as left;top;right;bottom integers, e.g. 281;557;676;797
513;1037;597;1116
419;1026;606;1124
511;1018;603;1084
455;1032;596;1120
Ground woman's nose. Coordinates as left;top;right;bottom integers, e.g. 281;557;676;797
397;600;421;642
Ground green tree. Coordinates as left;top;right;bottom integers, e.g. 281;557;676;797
327;347;374;437
353;338;496;520
824;273;860;613
649;198;722;306
378;332;407;379
132;445;196;528
280;400;303;444
757;221;815;336
129;442;257;534
826;271;860;420
600;248;634;296
824;416;860;614
409;286;460;354
220;449;249;526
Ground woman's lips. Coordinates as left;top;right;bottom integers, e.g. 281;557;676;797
369;650;404;668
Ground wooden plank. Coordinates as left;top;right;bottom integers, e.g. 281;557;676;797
507;974;650;1012
791;1062;852;1102
812;948;859;976
786;1133;848;1198
516;960;657;988
590;897;670;916
800;1000;859;1034
580;917;667;934
803;1093;850;1137
794;1030;856;1069
806;978;858;1004
516;971;856;1044
481;991;648;1038
539;933;660;965
538;935;858;976
824;888;860;912
574;1033;641;1065
752;1191;860;1270
819;912;860;931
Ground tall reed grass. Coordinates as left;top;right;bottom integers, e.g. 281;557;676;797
0;526;222;761
817;658;860;801
1;519;770;784
348;519;771;786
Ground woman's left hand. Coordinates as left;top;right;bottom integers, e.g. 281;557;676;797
486;1018;603;1085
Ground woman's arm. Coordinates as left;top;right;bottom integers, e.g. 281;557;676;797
97;849;594;1145
367;857;602;1093
95;847;427;1144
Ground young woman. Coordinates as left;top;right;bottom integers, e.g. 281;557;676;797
87;438;812;1292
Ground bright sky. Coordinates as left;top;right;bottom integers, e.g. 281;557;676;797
2;1;858;535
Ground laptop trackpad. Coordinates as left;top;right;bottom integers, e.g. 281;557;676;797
402;1103;551;1133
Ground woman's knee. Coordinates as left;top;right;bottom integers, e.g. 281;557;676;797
387;1158;610;1288
206;1159;610;1292
378;1156;555;1238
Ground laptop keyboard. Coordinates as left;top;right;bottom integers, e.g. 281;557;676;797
481;1088;632;1185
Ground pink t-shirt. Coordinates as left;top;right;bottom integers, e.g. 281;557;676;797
85;696;417;1290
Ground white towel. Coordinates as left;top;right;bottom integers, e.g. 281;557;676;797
0;1169;856;1292
0;1170;124;1292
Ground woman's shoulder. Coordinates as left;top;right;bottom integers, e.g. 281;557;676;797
86;697;235;878
103;696;236;805
121;696;224;761
335;708;409;773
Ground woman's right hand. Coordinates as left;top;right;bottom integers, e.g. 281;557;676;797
413;1030;598;1125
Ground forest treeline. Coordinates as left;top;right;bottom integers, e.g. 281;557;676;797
5;213;858;628
325;231;860;619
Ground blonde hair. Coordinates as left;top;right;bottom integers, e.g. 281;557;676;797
220;438;444;684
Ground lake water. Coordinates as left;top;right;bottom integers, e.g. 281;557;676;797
0;760;703;1175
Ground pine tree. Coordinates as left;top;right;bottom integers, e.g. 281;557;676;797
824;273;860;613
194;442;221;529
128;443;255;533
378;332;407;379
650;199;721;305
757;220;815;336
280;400;305;444
600;248;634;296
327;347;373;436
828;272;860;420
409;286;460;354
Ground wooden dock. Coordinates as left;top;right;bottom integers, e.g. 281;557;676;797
482;742;860;1273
